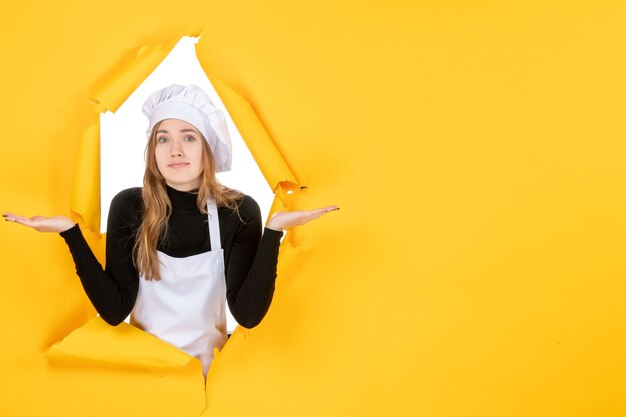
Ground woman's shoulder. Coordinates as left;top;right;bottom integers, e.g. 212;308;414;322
237;193;261;213
108;187;143;222
220;193;261;223
111;187;143;207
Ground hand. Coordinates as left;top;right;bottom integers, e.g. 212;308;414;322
266;205;340;231
3;212;75;233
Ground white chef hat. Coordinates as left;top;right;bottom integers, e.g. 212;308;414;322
142;84;232;173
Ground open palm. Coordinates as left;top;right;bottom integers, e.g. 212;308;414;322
266;205;340;231
3;212;75;233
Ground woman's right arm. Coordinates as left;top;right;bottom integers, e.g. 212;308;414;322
4;189;141;325
60;189;141;325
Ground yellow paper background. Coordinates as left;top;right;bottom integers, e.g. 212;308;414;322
1;1;626;416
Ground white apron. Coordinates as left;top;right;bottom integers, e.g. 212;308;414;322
130;199;228;377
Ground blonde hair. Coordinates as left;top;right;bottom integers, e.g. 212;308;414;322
133;121;243;280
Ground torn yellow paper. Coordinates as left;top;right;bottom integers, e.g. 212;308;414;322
46;316;199;372
91;37;183;113
209;76;298;190
2;1;626;417
69;123;101;234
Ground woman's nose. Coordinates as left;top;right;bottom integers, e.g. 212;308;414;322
169;141;183;157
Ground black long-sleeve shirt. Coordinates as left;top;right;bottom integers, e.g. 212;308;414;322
60;185;283;329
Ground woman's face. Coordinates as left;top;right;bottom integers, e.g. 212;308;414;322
154;118;204;191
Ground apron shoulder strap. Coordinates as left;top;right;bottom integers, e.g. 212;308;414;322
207;198;221;250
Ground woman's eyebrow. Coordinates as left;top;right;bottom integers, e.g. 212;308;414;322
156;129;198;134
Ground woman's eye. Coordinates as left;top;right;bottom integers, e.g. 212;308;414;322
158;137;168;143
184;136;195;142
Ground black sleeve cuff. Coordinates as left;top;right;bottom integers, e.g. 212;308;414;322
59;223;81;241
263;227;285;240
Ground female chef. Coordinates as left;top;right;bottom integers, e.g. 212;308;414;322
3;84;339;376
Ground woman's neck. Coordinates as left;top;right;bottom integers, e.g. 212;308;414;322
165;184;200;211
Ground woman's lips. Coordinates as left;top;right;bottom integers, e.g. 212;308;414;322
168;162;189;168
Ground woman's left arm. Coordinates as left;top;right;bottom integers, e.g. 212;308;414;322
225;197;283;328
225;196;339;328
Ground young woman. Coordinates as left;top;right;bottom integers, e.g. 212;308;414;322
3;84;338;376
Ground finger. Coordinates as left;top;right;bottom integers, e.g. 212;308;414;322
3;213;20;221
4;213;32;223
2;212;23;220
300;209;335;223
309;206;340;218
301;206;340;217
12;217;38;227
4;214;38;228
